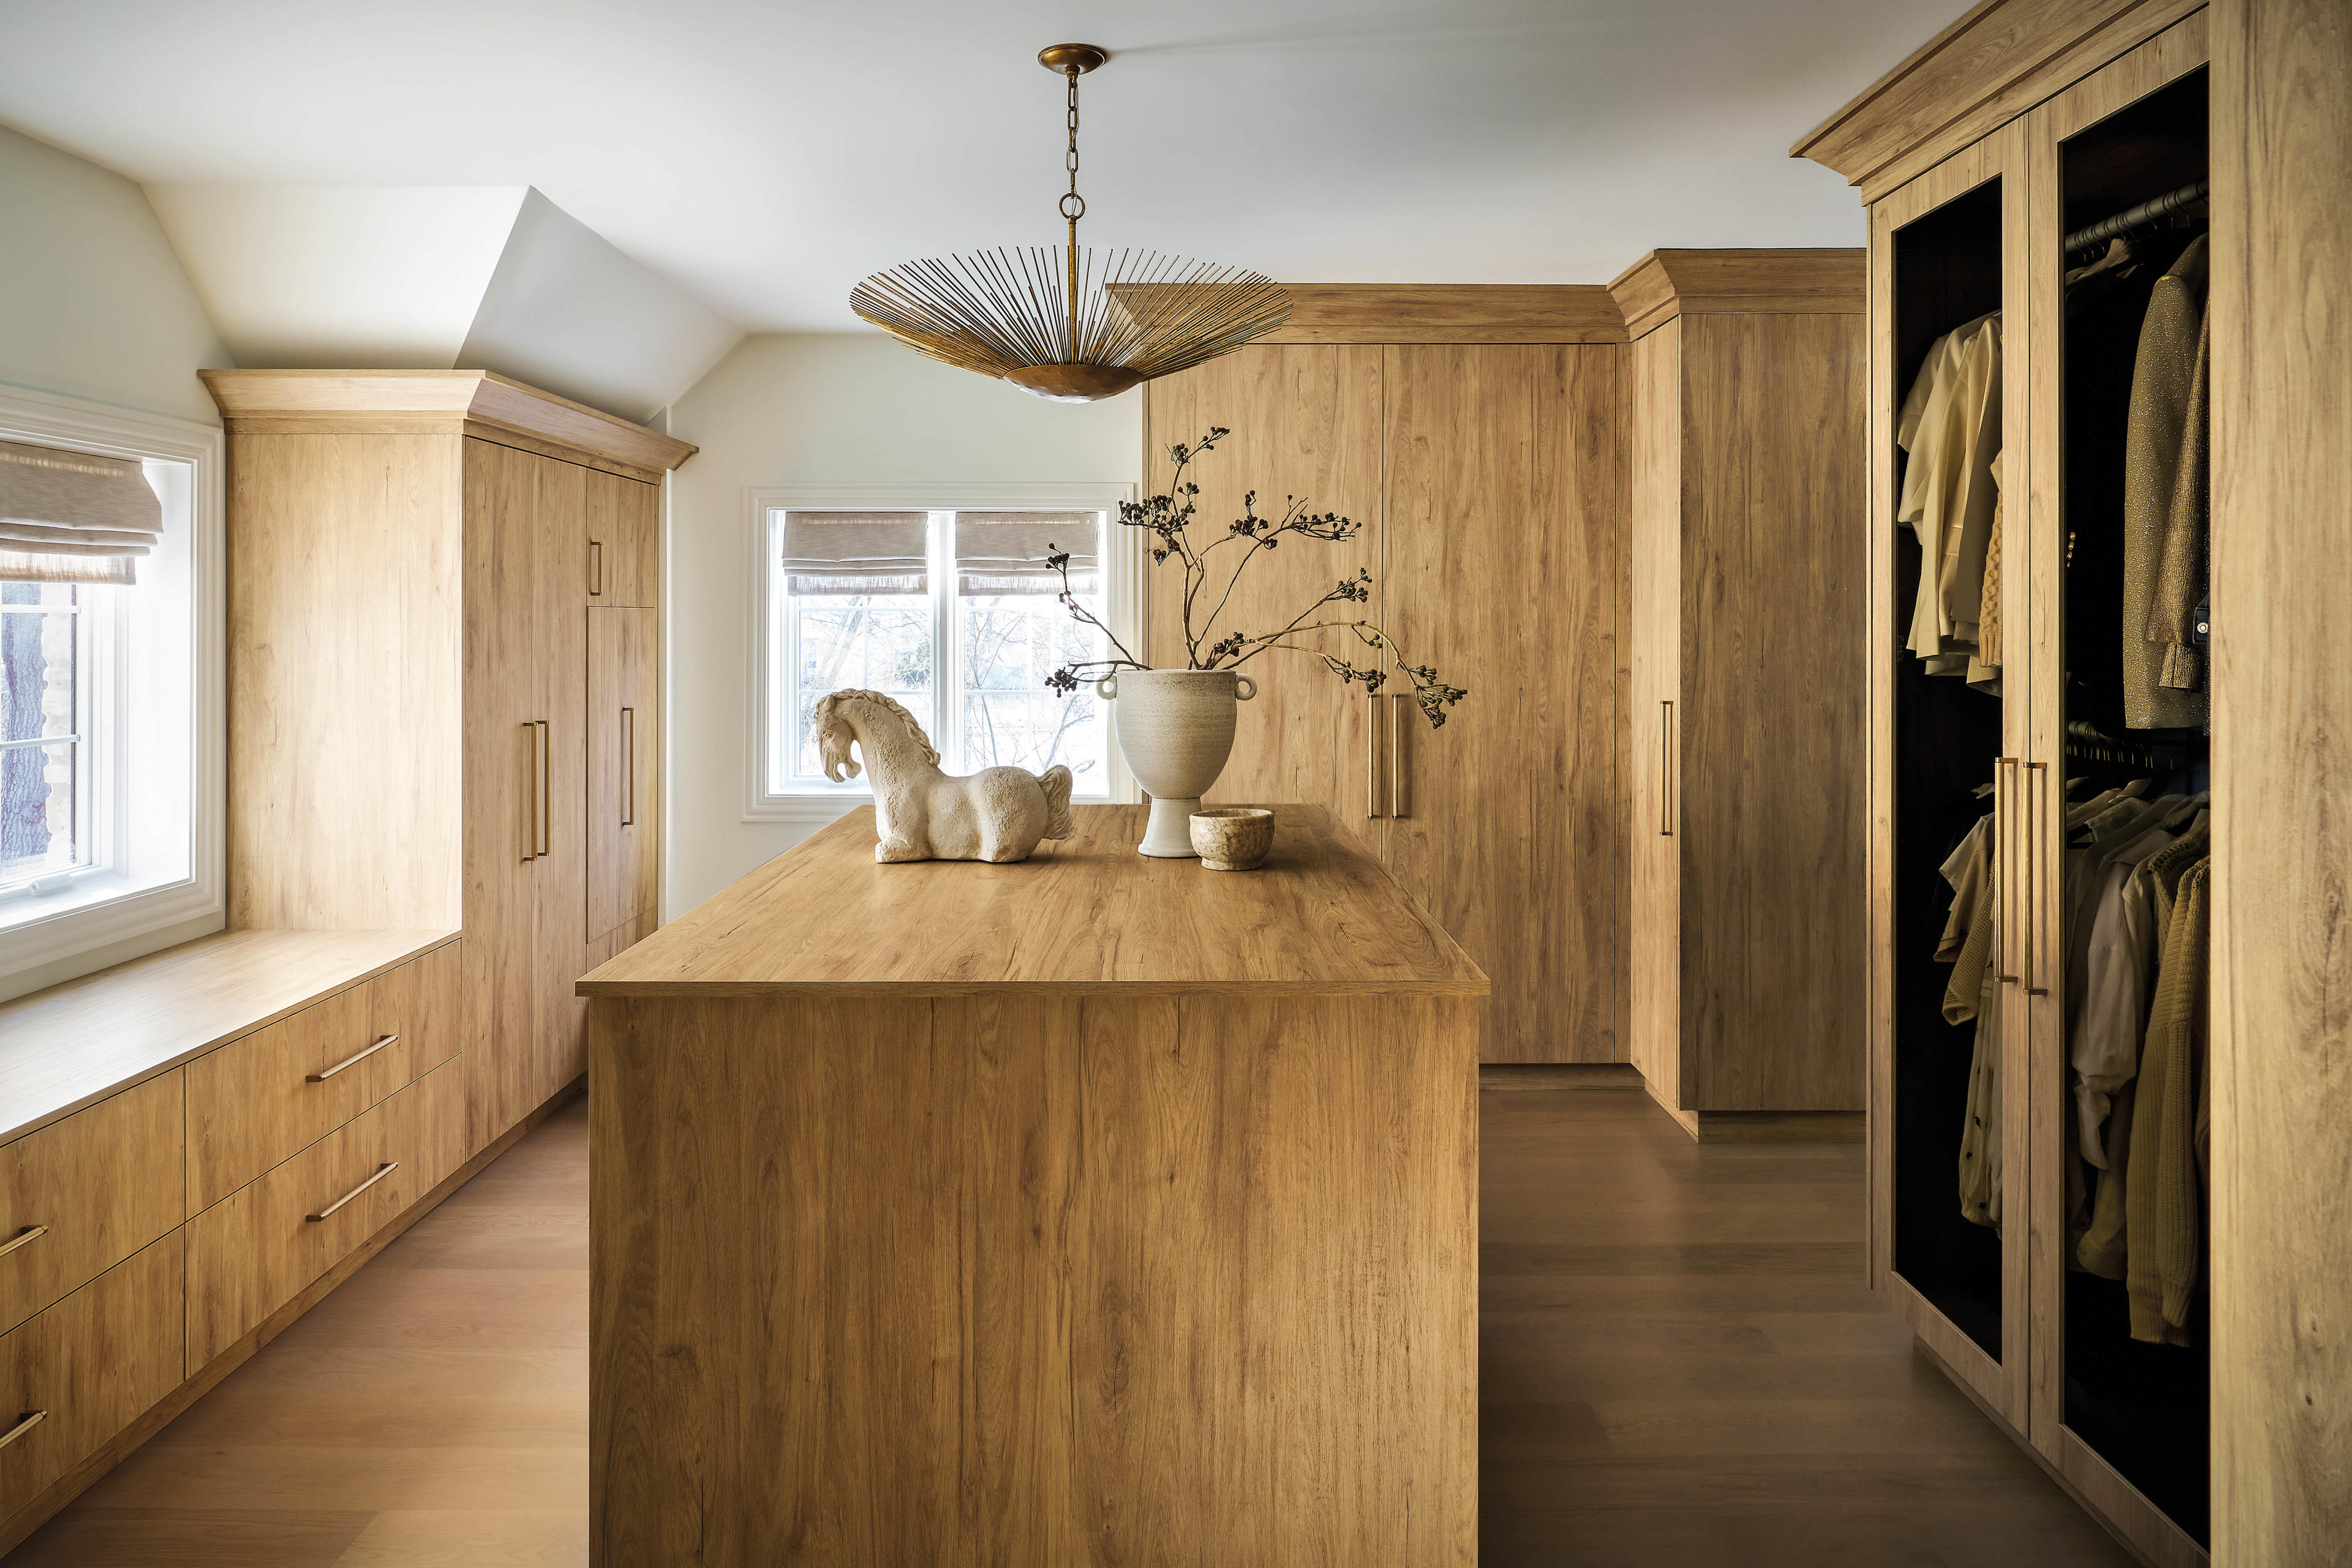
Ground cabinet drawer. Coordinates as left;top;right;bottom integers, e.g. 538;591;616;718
0;1073;184;1336
0;1234;184;1521
186;1056;464;1371
186;942;460;1213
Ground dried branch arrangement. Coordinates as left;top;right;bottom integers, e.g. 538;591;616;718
1043;428;1468;727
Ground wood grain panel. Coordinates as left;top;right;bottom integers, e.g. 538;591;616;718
185;1058;465;1371
1141;345;1385;854
578;805;1485;998
0;1235;183;1522
1380;345;1624;1063
534;457;592;1131
1790;0;2208;201
589;987;1478;1566
1677;312;1868;1110
225;431;466;931
1256;284;1625;344
1627;321;1684;1100
0;931;456;1150
1609;250;1868;341
2209;0;2352;1559
586;469;659;609
588;608;659;946
0;1074;182;1336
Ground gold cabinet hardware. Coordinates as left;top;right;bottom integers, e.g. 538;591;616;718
537;719;552;858
521;723;542;862
1995;758;2019;984
1390;693;1411;819
622;706;636;827
0;1224;48;1261
308;1034;398;1084
1366;692;1384;818
0;1410;46;1451
307;1161;399;1223
590;538;605;597
2024;762;2049;996
1659;700;1675;837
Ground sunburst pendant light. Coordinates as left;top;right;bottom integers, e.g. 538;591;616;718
850;44;1291;403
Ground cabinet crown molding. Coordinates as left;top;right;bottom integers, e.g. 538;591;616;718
198;369;697;477
1607;249;1864;342
1789;0;2206;202
1259;284;1627;344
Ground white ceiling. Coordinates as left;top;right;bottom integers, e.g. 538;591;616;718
0;0;1958;334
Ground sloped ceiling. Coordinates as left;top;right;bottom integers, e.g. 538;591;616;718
0;0;1961;340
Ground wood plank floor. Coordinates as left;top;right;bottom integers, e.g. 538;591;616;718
18;1078;2135;1565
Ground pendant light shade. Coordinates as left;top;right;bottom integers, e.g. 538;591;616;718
850;45;1291;403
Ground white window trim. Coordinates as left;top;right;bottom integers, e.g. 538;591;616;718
0;383;224;984
742;481;1142;824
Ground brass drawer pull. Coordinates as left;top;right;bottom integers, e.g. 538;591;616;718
0;1410;46;1451
1660;700;1676;837
308;1034;398;1084
590;538;605;597
622;706;636;827
0;1224;48;1260
307;1161;399;1223
1390;693;1411;819
1366;691;1384;818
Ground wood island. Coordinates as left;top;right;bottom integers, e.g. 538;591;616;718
580;804;1485;1566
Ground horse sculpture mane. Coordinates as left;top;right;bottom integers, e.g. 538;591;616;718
815;688;939;766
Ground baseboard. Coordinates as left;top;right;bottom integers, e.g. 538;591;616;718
1478;1063;1645;1090
1636;1072;1866;1143
0;1076;586;1559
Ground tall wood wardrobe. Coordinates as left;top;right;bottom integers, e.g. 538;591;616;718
204;370;685;1158
1142;288;1626;1064
1613;251;1869;1135
1795;0;2350;1561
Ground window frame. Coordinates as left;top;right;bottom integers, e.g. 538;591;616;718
0;386;224;990
743;481;1142;824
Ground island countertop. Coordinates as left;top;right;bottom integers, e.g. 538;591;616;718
578;802;1487;998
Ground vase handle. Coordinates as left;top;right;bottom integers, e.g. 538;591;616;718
1095;674;1118;700
1234;674;1257;701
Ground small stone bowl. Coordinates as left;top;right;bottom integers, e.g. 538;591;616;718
1190;807;1275;871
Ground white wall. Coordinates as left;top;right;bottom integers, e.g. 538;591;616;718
663;333;1140;916
0;125;231;425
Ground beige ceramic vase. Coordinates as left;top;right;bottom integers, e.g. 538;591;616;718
1096;669;1257;856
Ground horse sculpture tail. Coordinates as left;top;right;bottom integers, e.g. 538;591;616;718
1039;764;1076;840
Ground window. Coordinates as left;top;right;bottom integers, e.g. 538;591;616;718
747;484;1137;820
0;393;221;992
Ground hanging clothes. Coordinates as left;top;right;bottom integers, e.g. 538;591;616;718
1896;312;2002;679
1969;465;2003;695
2071;821;2176;1165
2122;235;2211;729
1937;811;2003;1229
2127;856;2211;1344
2149;308;2211;693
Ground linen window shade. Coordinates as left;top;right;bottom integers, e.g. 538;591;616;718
0;439;164;586
780;511;929;595
954;511;1099;595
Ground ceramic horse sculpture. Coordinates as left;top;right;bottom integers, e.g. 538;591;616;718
812;688;1076;863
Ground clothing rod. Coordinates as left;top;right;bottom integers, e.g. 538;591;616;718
2064;178;2209;256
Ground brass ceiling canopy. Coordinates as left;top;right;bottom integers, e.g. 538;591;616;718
850;43;1291;403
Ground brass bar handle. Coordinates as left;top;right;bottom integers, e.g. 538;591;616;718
308;1035;397;1084
307;1162;399;1223
1994;758;2019;984
1366;692;1384;818
1659;700;1675;837
537;720;552;858
0;1410;46;1452
521;723;540;862
589;538;605;597
0;1224;48;1261
2024;763;2049;996
1390;694;1410;819
622;707;636;827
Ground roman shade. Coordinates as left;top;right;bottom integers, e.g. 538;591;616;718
780;511;929;595
0;439;164;586
954;511;1099;595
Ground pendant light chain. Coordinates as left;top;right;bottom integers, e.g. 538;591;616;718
1060;66;1085;355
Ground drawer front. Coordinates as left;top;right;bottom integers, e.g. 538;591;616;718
0;1233;184;1521
186;941;461;1213
0;1073;184;1336
186;1055;463;1371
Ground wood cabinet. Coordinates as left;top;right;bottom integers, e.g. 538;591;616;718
1613;253;1869;1131
206;369;691;1158
1143;322;1625;1063
1797;2;2351;1559
0;1073;183;1336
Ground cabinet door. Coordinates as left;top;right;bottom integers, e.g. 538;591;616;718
1382;344;1622;1065
534;459;591;1115
1627;321;1685;1096
587;470;659;608
1142;345;1385;853
587;607;658;946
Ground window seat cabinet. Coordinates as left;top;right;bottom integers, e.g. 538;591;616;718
0;929;486;1556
